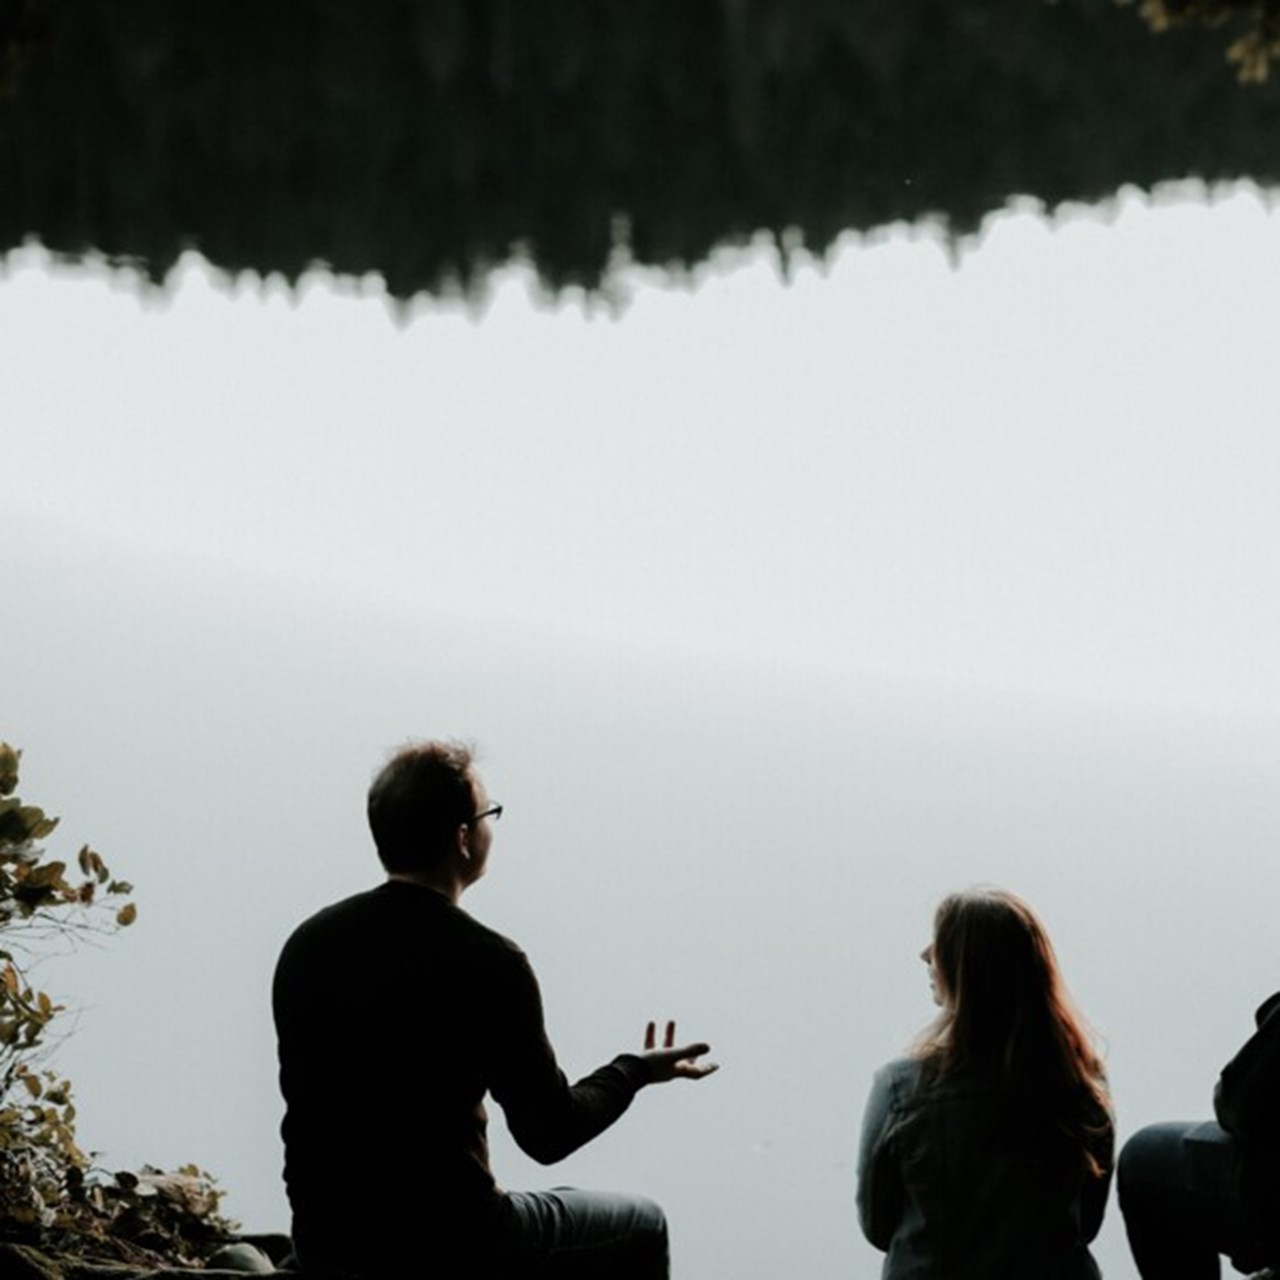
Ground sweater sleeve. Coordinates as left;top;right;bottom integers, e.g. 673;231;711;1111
486;943;650;1165
856;1062;905;1251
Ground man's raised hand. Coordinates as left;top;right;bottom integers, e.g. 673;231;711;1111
641;1019;718;1083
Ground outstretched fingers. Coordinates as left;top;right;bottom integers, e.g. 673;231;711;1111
644;1019;679;1050
640;1020;719;1082
669;1042;718;1079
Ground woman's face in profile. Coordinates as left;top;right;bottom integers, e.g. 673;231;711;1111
920;941;947;1008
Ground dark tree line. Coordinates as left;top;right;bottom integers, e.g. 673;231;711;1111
1;0;1279;300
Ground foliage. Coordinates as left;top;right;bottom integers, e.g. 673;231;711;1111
0;743;234;1266
0;741;134;1098
1127;0;1280;81
56;1163;235;1267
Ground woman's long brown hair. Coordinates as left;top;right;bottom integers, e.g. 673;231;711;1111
914;887;1112;1175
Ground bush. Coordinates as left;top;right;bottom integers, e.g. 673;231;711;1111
0;742;235;1266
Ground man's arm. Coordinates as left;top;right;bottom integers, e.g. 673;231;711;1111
1214;991;1280;1139
487;946;713;1165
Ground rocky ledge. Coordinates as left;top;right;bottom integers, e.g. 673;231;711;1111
0;1236;293;1279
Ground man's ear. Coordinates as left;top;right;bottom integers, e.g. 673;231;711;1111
455;823;472;861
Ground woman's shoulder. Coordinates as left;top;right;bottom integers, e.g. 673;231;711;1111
874;1054;1003;1112
876;1055;923;1081
872;1055;929;1103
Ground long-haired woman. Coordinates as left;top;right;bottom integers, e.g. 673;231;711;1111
856;888;1114;1279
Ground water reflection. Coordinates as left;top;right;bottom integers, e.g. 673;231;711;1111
3;2;1280;299
4;174;1280;1280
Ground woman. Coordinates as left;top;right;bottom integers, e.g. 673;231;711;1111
857;888;1114;1279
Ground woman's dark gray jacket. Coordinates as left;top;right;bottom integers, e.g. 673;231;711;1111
857;1056;1113;1280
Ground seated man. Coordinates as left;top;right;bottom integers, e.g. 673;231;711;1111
1119;993;1280;1279
273;740;717;1278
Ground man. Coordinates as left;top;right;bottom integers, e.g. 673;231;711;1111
1119;993;1280;1279
273;740;716;1279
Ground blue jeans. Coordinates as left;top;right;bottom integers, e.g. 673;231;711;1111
494;1187;669;1279
1118;1122;1267;1279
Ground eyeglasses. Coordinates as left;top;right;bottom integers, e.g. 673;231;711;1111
469;803;503;824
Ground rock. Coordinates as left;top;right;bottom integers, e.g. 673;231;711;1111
0;1237;295;1279
231;1235;294;1267
204;1243;275;1273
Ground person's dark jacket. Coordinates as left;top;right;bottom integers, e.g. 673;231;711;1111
1214;991;1280;1254
857;1057;1113;1280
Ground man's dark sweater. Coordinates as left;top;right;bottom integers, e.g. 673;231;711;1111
1215;991;1280;1254
273;880;651;1267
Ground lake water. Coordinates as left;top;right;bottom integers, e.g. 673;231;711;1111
7;200;1280;1276
10;528;1280;1279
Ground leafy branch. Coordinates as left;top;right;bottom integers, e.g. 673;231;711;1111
1122;0;1280;79
0;742;235;1264
0;743;134;1097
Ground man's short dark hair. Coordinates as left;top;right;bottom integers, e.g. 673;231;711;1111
367;740;475;873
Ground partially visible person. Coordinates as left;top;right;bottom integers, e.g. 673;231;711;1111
1119;992;1280;1280
856;888;1114;1279
273;740;718;1279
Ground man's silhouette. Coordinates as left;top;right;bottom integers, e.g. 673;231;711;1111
1119;993;1280;1279
273;740;716;1278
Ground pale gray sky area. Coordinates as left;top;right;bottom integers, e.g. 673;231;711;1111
6;184;1280;1278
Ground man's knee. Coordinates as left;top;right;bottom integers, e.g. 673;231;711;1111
595;1192;666;1272
1119;1121;1196;1208
570;1187;665;1243
1118;1123;1164;1194
596;1191;667;1264
534;1189;667;1279
630;1194;667;1241
621;1196;668;1280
